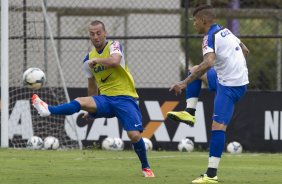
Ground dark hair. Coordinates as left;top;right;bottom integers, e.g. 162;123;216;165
89;20;106;31
192;4;215;18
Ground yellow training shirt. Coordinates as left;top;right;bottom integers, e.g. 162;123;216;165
83;40;138;98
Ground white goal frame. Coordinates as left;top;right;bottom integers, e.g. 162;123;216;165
1;0;9;147
1;0;82;149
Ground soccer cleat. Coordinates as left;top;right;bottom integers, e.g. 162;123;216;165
142;168;155;177
191;174;218;183
32;94;51;117
166;111;195;126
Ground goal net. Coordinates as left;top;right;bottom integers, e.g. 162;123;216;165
7;0;82;149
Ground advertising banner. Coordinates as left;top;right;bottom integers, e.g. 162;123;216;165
67;88;282;152
7;88;282;152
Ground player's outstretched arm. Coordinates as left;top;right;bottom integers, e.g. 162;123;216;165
183;52;215;84
169;52;215;95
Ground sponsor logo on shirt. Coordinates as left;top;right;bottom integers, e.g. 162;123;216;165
220;29;231;37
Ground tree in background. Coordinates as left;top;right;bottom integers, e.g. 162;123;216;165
180;0;281;90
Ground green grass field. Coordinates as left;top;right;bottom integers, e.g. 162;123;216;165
0;149;281;184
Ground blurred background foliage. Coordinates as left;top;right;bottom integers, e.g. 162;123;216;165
180;0;282;90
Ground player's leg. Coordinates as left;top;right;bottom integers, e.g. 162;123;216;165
32;94;99;117
167;66;214;126
128;130;154;177
192;84;247;183
208;85;247;177
196;67;220;179
167;66;201;126
113;96;154;177
192;87;228;184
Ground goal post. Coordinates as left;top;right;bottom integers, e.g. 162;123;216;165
1;0;9;148
3;0;82;149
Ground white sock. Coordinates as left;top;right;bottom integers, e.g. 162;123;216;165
186;97;198;109
208;156;221;169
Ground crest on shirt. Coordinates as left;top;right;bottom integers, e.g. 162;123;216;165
202;36;208;51
112;41;121;52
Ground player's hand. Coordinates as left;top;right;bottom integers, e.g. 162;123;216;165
169;81;186;96
82;111;94;121
88;58;97;68
82;112;90;119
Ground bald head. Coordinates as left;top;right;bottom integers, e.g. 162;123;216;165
89;20;106;31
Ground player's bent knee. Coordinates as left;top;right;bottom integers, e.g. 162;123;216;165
74;97;85;106
127;131;141;143
74;97;96;109
200;73;208;83
211;121;227;131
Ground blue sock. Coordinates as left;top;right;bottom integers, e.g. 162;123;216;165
186;79;202;99
185;72;201;115
48;100;81;115
133;138;150;169
209;130;225;158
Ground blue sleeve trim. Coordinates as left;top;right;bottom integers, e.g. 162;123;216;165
207;24;224;52
207;34;214;50
119;43;123;53
83;54;89;63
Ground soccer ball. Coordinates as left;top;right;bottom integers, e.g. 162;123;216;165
178;138;194;152
102;137;114;150
43;136;60;150
227;141;243;154
113;137;124;151
102;137;124;151
27;136;43;150
23;67;46;90
143;137;153;151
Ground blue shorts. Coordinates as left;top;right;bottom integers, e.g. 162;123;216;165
90;95;143;131
207;68;247;125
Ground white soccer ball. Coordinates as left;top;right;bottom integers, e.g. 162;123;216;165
102;137;115;150
143;137;153;151
227;141;243;154
178;138;194;152
44;136;60;150
102;137;124;151
27;136;43;150
23;67;46;90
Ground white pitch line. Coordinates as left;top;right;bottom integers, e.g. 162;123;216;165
73;153;276;161
74;154;208;161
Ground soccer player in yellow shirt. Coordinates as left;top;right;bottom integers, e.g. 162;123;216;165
32;20;154;177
